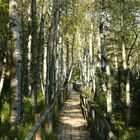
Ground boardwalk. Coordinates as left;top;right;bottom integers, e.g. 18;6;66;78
57;89;93;140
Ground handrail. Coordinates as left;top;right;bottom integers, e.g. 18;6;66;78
79;91;117;140
72;82;117;139
24;108;51;140
24;86;70;140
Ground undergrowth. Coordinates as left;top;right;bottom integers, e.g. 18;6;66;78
0;90;57;140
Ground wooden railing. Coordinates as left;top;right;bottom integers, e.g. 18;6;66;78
24;86;70;140
73;82;117;140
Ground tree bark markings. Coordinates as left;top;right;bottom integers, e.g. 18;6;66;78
9;0;22;123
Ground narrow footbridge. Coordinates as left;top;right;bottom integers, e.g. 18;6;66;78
57;89;92;140
24;84;117;140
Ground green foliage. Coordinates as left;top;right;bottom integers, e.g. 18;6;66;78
1;102;10;122
0;0;140;139
71;63;80;81
41;125;57;140
94;94;106;113
41;133;56;140
116;127;140;140
23;97;34;123
37;89;46;113
0;121;57;140
0;124;20;140
113;108;140;140
0;93;50;140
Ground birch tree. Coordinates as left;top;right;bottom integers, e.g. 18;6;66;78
39;0;47;96
120;0;131;127
27;4;32;96
31;0;38;112
9;0;22;123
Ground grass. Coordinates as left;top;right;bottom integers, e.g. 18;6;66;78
113;108;140;140
0;87;65;140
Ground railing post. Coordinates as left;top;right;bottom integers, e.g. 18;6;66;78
35;113;41;140
60;89;63;105
58;90;61;109
45;111;52;134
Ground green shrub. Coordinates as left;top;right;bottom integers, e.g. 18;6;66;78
1;102;10;122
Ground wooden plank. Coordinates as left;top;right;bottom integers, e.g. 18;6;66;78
57;89;91;140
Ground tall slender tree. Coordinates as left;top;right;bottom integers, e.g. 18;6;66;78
9;0;22;123
31;0;38;112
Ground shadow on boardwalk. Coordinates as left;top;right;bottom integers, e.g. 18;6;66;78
57;89;93;140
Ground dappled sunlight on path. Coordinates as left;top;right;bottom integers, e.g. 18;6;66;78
57;90;93;140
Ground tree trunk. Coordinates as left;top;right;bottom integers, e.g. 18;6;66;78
89;29;96;93
58;21;63;90
39;0;47;96
125;68;131;128
52;0;60;94
9;0;22;123
113;45;118;71
20;0;27;119
65;2;70;89
31;0;38;113
0;64;5;94
120;0;131;128
45;0;53;105
106;64;112;118
27;5;32;96
121;0;126;70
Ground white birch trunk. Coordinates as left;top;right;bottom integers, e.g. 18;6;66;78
84;51;87;89
89;30;96;93
27;5;32;96
58;19;64;91
78;33;82;82
58;32;63;90
106;65;112;115
55;0;60;93
0;63;6;94
92;64;96;94
9;0;22;123
122;43;127;70
126;70;131;107
125;69;131;128
97;29;101;70
64;59;67;81
65;32;69;88
87;53;90;88
39;0;47;95
43;44;47;95
113;44;118;71
82;36;87;89
121;0;127;71
121;0;131;127
89;32;92;89
45;0;53;105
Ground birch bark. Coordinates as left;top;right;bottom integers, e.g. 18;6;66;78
0;62;6;94
31;0;38;112
39;0;47;96
120;0;131;127
9;0;22;123
27;5;32;96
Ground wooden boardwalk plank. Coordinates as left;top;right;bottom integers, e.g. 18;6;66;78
57;90;93;140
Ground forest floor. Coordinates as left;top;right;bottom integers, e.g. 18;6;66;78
56;89;93;140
